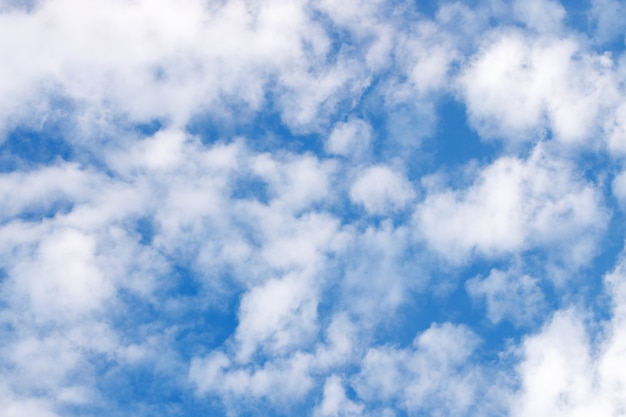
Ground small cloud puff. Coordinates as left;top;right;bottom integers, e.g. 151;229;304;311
350;165;415;215
326;118;372;158
415;144;608;269
466;268;546;326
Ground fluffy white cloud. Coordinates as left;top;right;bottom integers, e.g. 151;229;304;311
0;386;59;417
460;30;618;144
235;273;319;361
189;350;315;406
314;0;396;71
350;165;415;215
415;144;608;267
313;313;359;370
314;375;364;417
395;19;458;94
338;221;423;324
354;322;481;416
590;0;626;43
611;168;626;207
0;164;98;220
9;228;113;318
605;100;626;156
1;0;626;416
512;0;565;33
510;310;603;417
466;268;546;326
0;0;368;135
326;118;372;158
0;126;350;414
501;252;626;417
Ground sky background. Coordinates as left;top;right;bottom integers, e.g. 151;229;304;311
1;0;626;416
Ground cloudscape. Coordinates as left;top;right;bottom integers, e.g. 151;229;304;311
1;0;626;416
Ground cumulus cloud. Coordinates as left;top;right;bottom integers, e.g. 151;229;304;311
510;309;601;417
0;0;371;136
314;375;364;417
415;144;608;268
460;30;618;144
480;252;626;417
190;350;317;408
512;0;565;33
1;0;626;416
0;164;97;220
466;268;546;326
590;0;626;43
350;165;415;215
354;323;482;416
326;118;373;158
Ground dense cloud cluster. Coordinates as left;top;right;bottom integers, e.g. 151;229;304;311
1;0;626;416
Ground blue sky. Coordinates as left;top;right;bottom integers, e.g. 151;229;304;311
1;0;626;416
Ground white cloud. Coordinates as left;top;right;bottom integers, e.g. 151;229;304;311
596;255;626;412
512;0;565;33
0;0;366;134
259;154;337;213
460;30;618;144
510;310;603;417
326;118;372;157
466;268;546;325
605;100;626;156
313;313;359;371
339;221;423;324
0;133;340;414
396;20;458;94
0;387;59;417
1;1;625;416
354;322;481;416
235;273;319;362
314;375;364;417
120;128;188;171
0;163;100;220
590;0;626;43
415;144;608;268
350;165;415;215
314;0;396;71
189;350;315;406
500;251;626;417
9;228;113;318
611;169;626;207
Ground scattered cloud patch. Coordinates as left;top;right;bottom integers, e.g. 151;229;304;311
0;0;625;416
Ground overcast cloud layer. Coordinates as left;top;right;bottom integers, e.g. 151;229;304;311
1;0;626;416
